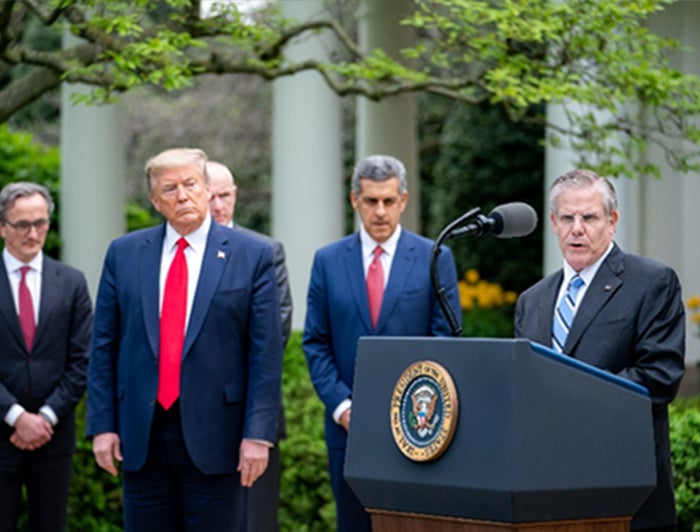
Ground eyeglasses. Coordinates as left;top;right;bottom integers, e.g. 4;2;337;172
554;213;606;226
4;218;50;233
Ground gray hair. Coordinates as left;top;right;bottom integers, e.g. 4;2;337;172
144;148;209;193
549;169;618;217
351;155;407;195
0;182;55;224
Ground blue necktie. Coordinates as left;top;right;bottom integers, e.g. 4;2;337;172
552;275;585;353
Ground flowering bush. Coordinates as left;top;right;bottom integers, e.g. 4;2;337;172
459;269;517;338
686;295;700;337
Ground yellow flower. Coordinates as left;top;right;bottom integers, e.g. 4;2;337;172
687;295;700;310
686;295;700;337
458;269;518;310
464;268;480;284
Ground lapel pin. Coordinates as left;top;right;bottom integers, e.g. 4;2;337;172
604;284;612;291
217;250;225;260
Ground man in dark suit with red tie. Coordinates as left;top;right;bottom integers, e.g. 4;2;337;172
87;148;284;531
303;154;462;532
0;182;92;532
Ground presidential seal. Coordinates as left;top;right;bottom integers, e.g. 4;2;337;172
390;360;458;462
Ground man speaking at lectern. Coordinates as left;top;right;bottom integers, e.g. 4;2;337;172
515;169;685;531
303;154;462;532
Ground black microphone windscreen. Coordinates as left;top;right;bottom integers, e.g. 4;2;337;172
489;202;538;238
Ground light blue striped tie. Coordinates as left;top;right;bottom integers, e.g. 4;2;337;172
552;275;585;353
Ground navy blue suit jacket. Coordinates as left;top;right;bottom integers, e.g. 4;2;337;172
303;229;461;450
86;220;283;475
514;244;685;529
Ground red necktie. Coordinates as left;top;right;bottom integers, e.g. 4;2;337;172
18;266;36;351
158;238;189;410
366;246;384;329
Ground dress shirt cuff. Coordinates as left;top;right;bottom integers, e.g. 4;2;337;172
244;438;274;448
39;405;58;426
332;399;352;424
4;404;26;427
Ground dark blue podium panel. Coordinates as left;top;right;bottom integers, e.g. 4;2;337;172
345;337;655;523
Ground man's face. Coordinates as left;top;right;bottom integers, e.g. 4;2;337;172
208;171;237;226
150;164;211;236
350;177;407;244
551;185;618;272
0;194;50;263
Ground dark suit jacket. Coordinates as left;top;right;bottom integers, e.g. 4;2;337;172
514;244;685;529
86;220;283;475
0;256;92;467
303;229;461;450
235;224;292;439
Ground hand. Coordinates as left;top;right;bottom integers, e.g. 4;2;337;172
237;439;269;487
93;432;123;476
339;407;351;431
11;412;53;450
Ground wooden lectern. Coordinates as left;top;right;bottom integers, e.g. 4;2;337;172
345;338;655;532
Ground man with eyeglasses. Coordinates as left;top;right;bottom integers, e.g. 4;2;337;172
515;169;685;532
0;182;92;532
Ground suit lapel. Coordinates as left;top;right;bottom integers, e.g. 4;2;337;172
376;232;416;332
0;260;25;350
182;223;229;356
566;246;624;354
343;234;372;330
140;226;165;359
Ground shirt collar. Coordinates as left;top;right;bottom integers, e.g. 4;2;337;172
164;215;211;255
3;248;43;274
359;224;402;258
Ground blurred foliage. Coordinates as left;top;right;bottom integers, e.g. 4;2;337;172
458;268;517;338
279;332;336;531
670;399;700;531
0;124;61;257
421;98;544;294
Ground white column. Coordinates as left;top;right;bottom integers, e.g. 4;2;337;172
356;0;419;231
272;0;343;330
60;31;125;300
646;1;700;364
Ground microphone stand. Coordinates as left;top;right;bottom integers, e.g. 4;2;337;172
430;207;481;337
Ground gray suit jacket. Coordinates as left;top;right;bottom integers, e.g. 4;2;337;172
514;244;685;529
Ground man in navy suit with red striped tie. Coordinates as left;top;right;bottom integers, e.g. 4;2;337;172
303;155;461;532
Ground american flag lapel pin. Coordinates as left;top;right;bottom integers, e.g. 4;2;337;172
217;250;226;260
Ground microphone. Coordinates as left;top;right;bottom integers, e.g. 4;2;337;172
448;202;538;239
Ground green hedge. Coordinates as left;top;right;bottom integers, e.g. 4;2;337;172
671;397;700;531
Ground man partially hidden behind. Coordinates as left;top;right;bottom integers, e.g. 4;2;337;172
0;182;92;531
303;154;462;532
87;148;283;531
515;169;685;532
208;160;292;532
